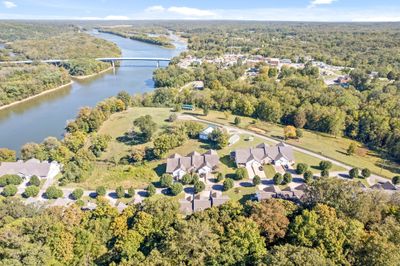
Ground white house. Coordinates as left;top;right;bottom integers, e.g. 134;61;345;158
199;126;215;141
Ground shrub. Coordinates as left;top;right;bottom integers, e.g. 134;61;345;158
29;175;41;187
192;174;199;184
223;178;234;191
45;186;63;199
116;186;125;198
283;173;293;184
96;186;107;197
71;188;84;200
235;168;248;180
75;199;84;207
253;175;261;186
169;113;178;122
2;184;17;197
181;174;193;185
160;174;173;188
296;163;308;174
0;174;23;187
349;168;359;179
393;176;400;185
361;168;371;179
23;186;40;198
319;161;333;170
273;173;283;185
303;170;314;184
127;187;135;198
296;128;303;138
194;181;205;194
170;183;183;196
321;169;329;178
216;172;224;182
147;184;156;197
234;116;241;125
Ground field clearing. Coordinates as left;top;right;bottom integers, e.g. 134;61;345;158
186;110;398;179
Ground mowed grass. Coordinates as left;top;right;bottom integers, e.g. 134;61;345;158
97;107;173;161
186;110;398;179
223;186;256;204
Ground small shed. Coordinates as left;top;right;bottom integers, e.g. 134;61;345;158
199;126;215;141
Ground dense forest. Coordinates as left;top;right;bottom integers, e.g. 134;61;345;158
1;178;399;265
98;26;174;48
0;64;70;107
0;22;121;106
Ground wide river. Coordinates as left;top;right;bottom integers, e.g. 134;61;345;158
0;31;186;152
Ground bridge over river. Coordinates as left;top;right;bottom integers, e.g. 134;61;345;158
0;57;171;67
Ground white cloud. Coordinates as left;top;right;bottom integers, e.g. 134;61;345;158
3;1;17;8
145;5;165;13
144;5;216;18
309;0;336;8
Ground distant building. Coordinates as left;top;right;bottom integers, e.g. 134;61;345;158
280;59;292;64
192;81;204;90
166;150;220;179
232;142;295;168
0;158;61;179
179;190;230;213
266;58;280;67
199;126;215;141
182;104;195;111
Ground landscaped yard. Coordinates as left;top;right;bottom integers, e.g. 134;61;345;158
185;109;399;179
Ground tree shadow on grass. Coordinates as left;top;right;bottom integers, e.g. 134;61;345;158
153;163;166;177
116;131;147;146
220;155;236;168
239;193;256;205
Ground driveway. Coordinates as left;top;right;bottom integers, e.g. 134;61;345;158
246;165;255;179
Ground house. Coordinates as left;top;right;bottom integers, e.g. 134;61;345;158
210;191;230;207
192;81;204;90
266;58;280;67
179;190;230;213
166;150;219;179
256;185;280;201
0;158;61;179
232;142;295;168
199;126;215;141
193;192;212;212
370;181;397;191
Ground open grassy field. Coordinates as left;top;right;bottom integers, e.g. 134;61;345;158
186;109;399;179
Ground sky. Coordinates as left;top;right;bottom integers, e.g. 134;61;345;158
1;0;400;22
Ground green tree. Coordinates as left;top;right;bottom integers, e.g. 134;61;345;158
96;186;107;197
216;172;224;182
170;183;183;196
273;173;283;185
2;184;17;197
194;181;205;194
296;163;308;174
303;171;314;184
181;174;193;185
393;176;400;185
296;128;303;139
71;188;84;200
267;244;334;266
127;187;135;198
133;115;157;142
361;168;371;179
116;186;125;198
147;183;156;197
45;186;63;199
347;143;357;156
23;186;40;198
29;175;41;186
117;90;132;109
253;175;261;186
283;173;293;185
319;161;333;170
349;168;359;179
321;169;330;178
0;148;16;162
234;116;241;126
209;128;229;149
235;168;249;180
160;174;174;188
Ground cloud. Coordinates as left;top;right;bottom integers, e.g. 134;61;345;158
3;1;16;8
145;5;165;13
308;0;336;8
144;5;216;18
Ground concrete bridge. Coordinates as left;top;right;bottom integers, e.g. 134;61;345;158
0;57;171;68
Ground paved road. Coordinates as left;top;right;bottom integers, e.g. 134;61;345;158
180;115;390;186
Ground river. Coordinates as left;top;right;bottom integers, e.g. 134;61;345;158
0;31;186;152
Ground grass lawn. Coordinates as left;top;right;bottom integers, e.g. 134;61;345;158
77;163;159;190
223;186;256;204
97;107;174;161
185;109;399;179
263;164;276;178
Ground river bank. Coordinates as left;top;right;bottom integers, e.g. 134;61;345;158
71;66;114;80
0;81;74;111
